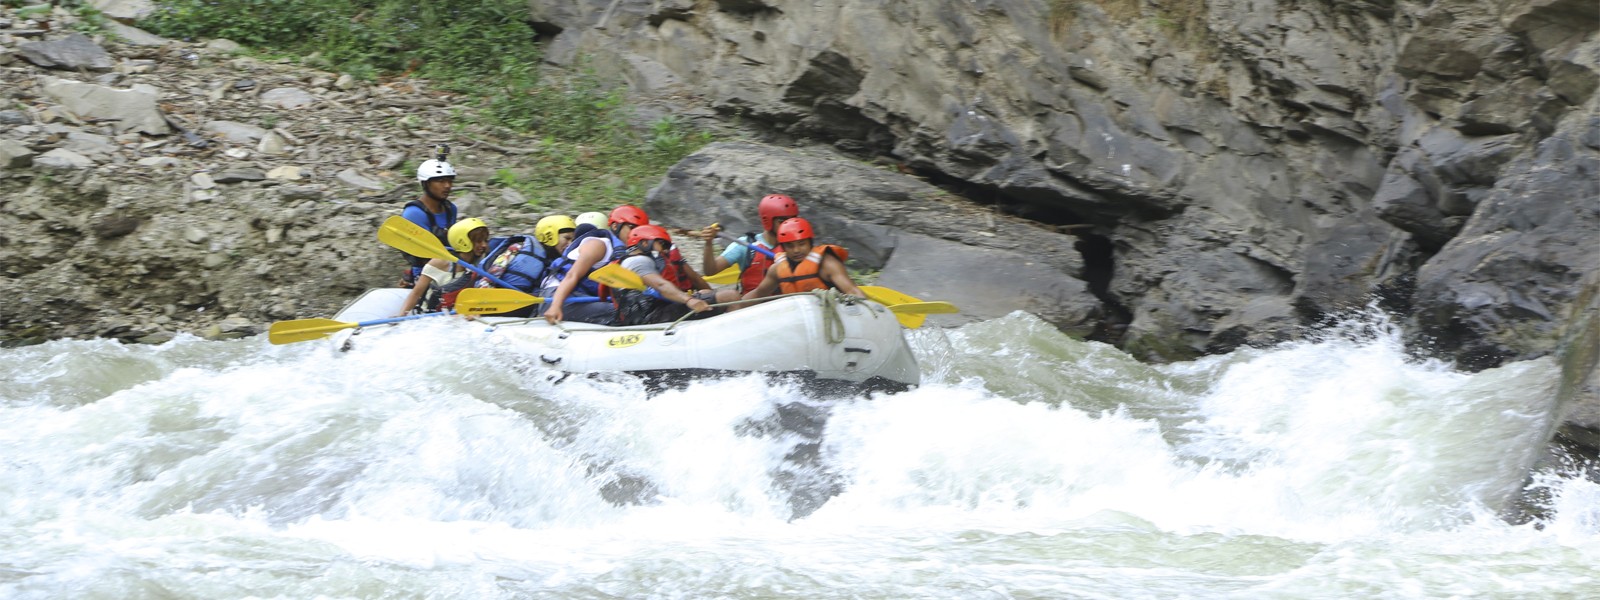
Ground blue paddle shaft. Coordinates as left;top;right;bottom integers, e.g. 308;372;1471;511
356;312;453;327
452;259;521;290
718;232;775;258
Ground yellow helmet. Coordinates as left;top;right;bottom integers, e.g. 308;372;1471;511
447;217;488;253
535;215;577;247
575;211;608;230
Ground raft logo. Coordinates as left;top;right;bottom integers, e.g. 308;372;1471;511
607;333;644;348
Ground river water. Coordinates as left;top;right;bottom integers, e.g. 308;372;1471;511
2;311;1596;598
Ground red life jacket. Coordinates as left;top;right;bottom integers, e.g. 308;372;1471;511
774;245;849;294
434;268;478;310
609;248;694;310
665;246;693;291
739;236;778;294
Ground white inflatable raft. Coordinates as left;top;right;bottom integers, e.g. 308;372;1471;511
329;288;921;392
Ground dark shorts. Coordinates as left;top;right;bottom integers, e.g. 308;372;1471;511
618;289;725;326
533;285;618;325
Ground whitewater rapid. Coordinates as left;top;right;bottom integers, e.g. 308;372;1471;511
2;312;1595;598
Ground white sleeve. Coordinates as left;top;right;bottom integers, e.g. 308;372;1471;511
420;263;453;284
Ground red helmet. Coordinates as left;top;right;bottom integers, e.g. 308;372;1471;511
776;217;814;244
758;194;799;232
609;205;650;227
627;224;671;247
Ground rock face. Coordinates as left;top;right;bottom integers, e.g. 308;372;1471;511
532;0;1597;368
0;19;554;344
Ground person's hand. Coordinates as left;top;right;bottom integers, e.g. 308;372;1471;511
696;223;722;242
687;296;710;312
544;305;564;324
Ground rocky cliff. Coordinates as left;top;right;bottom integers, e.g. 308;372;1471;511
0;1;1595;438
0;12;553;344
531;0;1598;430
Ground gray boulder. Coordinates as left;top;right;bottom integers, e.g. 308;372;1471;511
16;33;113;71
103;21;168;47
90;0;156;22
38;76;170;135
1408;129;1600;370
202;121;269;144
34;148;95;171
0;140;34;169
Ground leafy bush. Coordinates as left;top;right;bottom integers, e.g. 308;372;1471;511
143;0;542;83
144;0;718;210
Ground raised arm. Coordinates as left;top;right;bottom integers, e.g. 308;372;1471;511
699;224;731;275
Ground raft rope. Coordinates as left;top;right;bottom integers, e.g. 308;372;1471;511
816;289;849;345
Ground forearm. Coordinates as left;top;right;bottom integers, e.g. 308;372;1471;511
701;239;721;274
551;277;578;303
686;269;710;291
397;277;433;314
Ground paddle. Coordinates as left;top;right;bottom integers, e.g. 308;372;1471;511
885;301;959;315
860;285;933;329
719;232;776;258
705;263;740;285
455;289;603;315
598;251;956;327
378;216;519;290
268;312;450;345
588;262;648;291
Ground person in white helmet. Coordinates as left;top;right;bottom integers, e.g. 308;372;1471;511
398;144;459;286
571;211;608;237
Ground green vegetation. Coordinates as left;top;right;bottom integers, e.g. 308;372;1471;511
6;0;111;36
848;265;882;286
512;114;714;213
142;0;715;212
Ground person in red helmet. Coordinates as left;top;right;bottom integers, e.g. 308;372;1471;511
540;204;649;325
698;193;798;295
742;217;865;301
613;225;741;325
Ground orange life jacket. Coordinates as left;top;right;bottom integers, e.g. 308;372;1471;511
774;245;849;294
738;236;778;294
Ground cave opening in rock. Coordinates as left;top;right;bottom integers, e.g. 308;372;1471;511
1073;231;1132;344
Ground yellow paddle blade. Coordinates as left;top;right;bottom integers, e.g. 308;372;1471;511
705;264;740;285
888;301;959;315
268;318;356;345
456;288;542;315
589;262;646;290
378;215;455;261
859;286;926;328
860;285;922;306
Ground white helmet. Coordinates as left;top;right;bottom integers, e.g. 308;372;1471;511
575;212;608;230
417;159;457;182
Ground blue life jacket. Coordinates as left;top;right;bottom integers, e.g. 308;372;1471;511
543;228;625;297
478;235;551;293
400;200;458;268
